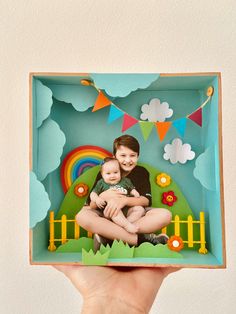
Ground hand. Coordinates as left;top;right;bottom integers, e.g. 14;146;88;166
99;189;125;202
54;265;180;313
95;197;107;209
104;197;127;218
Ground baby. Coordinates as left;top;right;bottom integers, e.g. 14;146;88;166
90;157;145;233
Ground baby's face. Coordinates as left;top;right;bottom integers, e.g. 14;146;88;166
101;160;121;185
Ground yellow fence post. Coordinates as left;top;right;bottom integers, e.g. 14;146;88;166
48;211;56;251
161;227;167;234
199;212;208;254
74;221;80;239
87;231;93;238
61;214;67;244
187;215;193;247
174;215;180;236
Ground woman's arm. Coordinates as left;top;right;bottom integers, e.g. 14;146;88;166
104;195;149;218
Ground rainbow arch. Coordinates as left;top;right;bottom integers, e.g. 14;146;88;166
60;145;112;193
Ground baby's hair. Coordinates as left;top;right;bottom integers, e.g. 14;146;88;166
100;157;121;171
113;135;140;155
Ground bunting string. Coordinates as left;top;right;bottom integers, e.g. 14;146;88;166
81;79;214;142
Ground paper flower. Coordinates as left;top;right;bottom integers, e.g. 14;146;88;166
140;98;173;122
74;183;89;197
163;138;195;164
156;173;171;187
167;236;184;252
162;191;177;206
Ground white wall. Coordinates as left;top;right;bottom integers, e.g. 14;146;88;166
1;1;235;313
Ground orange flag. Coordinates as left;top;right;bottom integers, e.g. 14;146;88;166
155;122;172;142
92;91;112;112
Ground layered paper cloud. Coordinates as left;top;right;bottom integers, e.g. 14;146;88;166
35;79;53;128
30;171;51;228
90;74;160;97
193;146;216;191
140;98;173;122
163;138;195;164
49;84;98;112
37;118;66;181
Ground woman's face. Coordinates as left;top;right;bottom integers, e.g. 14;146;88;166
115;145;138;173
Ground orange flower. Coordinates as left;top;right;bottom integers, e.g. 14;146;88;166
74;183;89;198
156;173;171;187
167;235;184;252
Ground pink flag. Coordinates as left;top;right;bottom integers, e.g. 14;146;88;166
188;108;202;127
122;114;139;132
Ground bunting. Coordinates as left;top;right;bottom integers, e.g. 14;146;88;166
122;114;139;132
156;122;172;142
173;118;187;137
188;108;202;127
108;105;124;124
92;91;111;112
89;86;213;142
139;121;154;141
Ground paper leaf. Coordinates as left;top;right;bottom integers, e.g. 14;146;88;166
90;73;160;97
172;118;187;137
193;146;216;191
188;108;202;127
30;171;51;228
37;118;66;181
122;114;139;132
163;138;195;164
140;98;173;122
156;122;172;142
92;91;112;112
107;105;124;124
49;84;98;112
139;121;154;141
35;80;53;128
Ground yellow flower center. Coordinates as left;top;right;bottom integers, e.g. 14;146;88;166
166;195;173;202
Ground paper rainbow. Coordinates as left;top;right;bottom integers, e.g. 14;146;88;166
60;145;112;193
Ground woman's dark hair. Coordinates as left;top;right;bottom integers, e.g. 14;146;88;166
113;135;140;155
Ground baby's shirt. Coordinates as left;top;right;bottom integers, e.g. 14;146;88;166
92;177;135;196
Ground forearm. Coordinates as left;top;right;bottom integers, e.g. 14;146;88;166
82;296;145;314
90;192;99;202
125;196;149;207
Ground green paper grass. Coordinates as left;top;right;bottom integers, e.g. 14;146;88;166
134;243;183;258
82;249;109;265
56;237;93;253
99;240;134;259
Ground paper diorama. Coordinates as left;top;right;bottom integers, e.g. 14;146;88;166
30;73;225;268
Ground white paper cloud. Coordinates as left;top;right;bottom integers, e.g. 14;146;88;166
140;98;173;122
163;138;195;164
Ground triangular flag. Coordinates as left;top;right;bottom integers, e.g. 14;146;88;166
188;108;202;127
173;118;187;137
92;91;111;112
139;121;154;141
107;105;124;124
122;114;139;132
155;122;172;142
